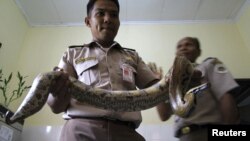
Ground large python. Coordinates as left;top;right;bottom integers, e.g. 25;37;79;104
5;56;209;124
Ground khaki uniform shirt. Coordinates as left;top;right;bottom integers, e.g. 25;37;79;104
57;42;158;128
174;57;239;135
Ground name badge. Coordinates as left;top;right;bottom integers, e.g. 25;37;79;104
75;57;96;64
122;64;134;83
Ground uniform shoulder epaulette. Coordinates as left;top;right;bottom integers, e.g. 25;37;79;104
202;57;217;62
122;47;136;52
68;45;85;48
202;57;224;66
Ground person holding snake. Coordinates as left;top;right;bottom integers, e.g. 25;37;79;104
49;1;150;140
48;0;161;140
46;1;204;141
156;37;240;141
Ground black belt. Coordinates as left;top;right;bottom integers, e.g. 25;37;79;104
71;116;136;129
176;124;208;137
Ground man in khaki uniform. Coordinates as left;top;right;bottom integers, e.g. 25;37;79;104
156;37;240;141
46;0;160;141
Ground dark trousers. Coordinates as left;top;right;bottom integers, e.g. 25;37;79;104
59;118;145;141
179;128;208;141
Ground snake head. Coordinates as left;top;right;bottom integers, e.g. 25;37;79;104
5;111;14;124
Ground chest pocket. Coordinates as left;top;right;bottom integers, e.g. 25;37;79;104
75;59;100;85
120;63;137;84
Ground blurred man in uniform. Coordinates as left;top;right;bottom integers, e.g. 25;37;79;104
156;37;240;141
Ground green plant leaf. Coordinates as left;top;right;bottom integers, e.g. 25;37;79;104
0;69;31;107
9;72;13;80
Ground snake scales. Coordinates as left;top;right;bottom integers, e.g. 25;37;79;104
6;56;208;124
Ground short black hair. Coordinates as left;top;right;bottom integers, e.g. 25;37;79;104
181;37;200;50
87;0;120;16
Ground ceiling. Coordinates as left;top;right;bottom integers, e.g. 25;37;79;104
14;0;249;26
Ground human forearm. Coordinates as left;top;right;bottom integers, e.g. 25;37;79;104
46;70;72;113
219;93;240;124
156;102;173;121
47;92;71;114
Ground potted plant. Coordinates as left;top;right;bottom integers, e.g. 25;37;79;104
0;43;31;126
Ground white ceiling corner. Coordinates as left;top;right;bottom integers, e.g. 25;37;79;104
14;0;248;26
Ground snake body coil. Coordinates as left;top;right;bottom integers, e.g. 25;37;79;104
6;56;208;124
169;57;209;117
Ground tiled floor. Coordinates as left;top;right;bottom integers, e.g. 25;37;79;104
137;124;178;141
21;124;178;141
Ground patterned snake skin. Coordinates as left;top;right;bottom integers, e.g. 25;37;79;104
169;57;209;117
6;56;209;124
